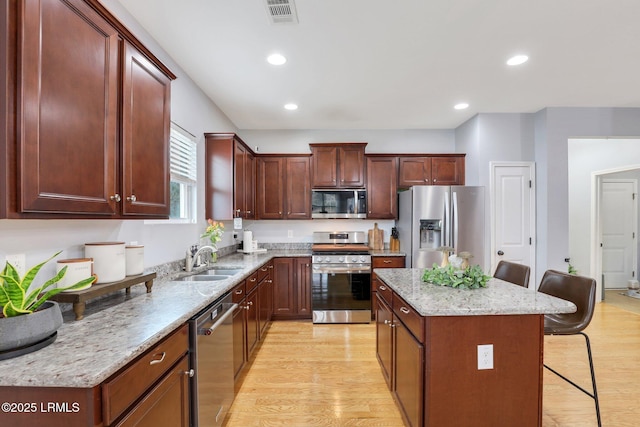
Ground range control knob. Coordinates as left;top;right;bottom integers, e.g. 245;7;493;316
338;256;345;263
360;256;367;262
351;256;357;262
325;257;332;263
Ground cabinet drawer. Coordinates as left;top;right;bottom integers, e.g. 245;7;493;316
257;263;270;282
375;279;393;305
232;281;246;303
102;324;188;425
246;271;259;292
372;256;405;268
392;295;424;343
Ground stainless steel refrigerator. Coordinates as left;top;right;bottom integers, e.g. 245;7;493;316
398;186;485;268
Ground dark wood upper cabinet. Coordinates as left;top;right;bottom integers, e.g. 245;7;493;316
256;155;311;220
205;133;255;220
1;0;175;218
310;143;366;188
366;156;398;219
398;155;465;187
121;42;172;217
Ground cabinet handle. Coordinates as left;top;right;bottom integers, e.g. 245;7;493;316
400;307;411;315
184;369;195;377
383;260;392;264
235;289;243;295
250;278;257;282
126;194;137;202
110;194;121;202
379;285;387;291
269;265;273;269
267;279;273;283
261;267;268;272
149;352;166;365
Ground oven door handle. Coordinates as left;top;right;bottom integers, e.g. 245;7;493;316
312;266;371;274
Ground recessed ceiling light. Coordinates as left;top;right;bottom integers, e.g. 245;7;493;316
507;55;529;66
284;103;298;110
267;53;287;65
454;103;469;110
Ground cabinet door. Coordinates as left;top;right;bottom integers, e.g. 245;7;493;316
338;146;366;188
256;157;284;219
19;0;119;215
246;287;259;358
311;145;338;187
375;293;393;389
394;317;424;427
366;156;398;219
295;257;312;316
121;42;171;217
286;157;311;219
272;258;295;317
234;141;247;218
115;356;190;427
431;156;465;185
245;151;255;219
398;157;431;187
232;297;246;378
258;265;273;337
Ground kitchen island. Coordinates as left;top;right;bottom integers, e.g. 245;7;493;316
374;268;576;427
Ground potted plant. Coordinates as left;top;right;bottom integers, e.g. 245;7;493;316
0;251;95;358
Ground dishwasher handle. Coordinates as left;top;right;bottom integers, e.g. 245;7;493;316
199;303;238;336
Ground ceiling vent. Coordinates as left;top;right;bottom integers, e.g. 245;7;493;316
264;0;299;24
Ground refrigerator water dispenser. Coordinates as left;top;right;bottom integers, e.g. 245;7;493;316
420;219;442;249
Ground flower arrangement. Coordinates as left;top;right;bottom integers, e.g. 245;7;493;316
201;219;225;247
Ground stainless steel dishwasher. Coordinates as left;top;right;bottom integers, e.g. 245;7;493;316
189;293;238;426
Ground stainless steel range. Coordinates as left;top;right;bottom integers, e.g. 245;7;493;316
311;231;371;323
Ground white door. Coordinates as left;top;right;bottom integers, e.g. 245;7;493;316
490;162;536;281
601;179;637;289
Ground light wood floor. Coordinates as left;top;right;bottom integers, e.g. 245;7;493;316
226;302;640;426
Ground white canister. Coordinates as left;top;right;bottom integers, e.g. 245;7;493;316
125;245;144;276
85;242;126;284
56;258;96;291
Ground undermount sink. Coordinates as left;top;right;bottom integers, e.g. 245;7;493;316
199;268;243;276
179;275;229;282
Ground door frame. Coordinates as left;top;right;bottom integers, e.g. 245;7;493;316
489;161;537;284
592;168;639;300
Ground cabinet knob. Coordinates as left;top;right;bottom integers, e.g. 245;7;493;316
279;211;282;215
184;369;195;377
433;179;437;183
126;194;137;202
110;194;121;202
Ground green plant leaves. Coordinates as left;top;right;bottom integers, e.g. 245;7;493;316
422;264;491;289
0;251;94;317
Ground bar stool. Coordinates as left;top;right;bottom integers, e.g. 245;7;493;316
538;269;601;427
493;260;531;288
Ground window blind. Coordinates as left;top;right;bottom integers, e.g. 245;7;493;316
170;123;197;184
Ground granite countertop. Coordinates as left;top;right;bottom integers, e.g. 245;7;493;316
369;250;406;257
375;268;577;316
0;250;310;389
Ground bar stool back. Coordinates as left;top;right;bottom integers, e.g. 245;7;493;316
493;260;530;288
538;269;601;427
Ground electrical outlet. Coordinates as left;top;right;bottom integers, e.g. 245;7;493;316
287;230;293;238
477;344;494;370
6;254;26;277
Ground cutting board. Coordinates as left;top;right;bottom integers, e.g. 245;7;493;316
368;223;384;250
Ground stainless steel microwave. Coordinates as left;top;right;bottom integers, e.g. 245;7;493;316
311;189;367;219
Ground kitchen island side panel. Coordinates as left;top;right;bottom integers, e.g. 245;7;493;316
424;314;543;427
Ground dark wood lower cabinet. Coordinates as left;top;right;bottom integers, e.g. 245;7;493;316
272;257;311;320
375;293;393;388
394;317;424;427
115;356;190;427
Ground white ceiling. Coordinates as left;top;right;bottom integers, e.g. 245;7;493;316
117;0;640;130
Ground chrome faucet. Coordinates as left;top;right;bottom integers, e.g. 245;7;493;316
185;245;216;272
